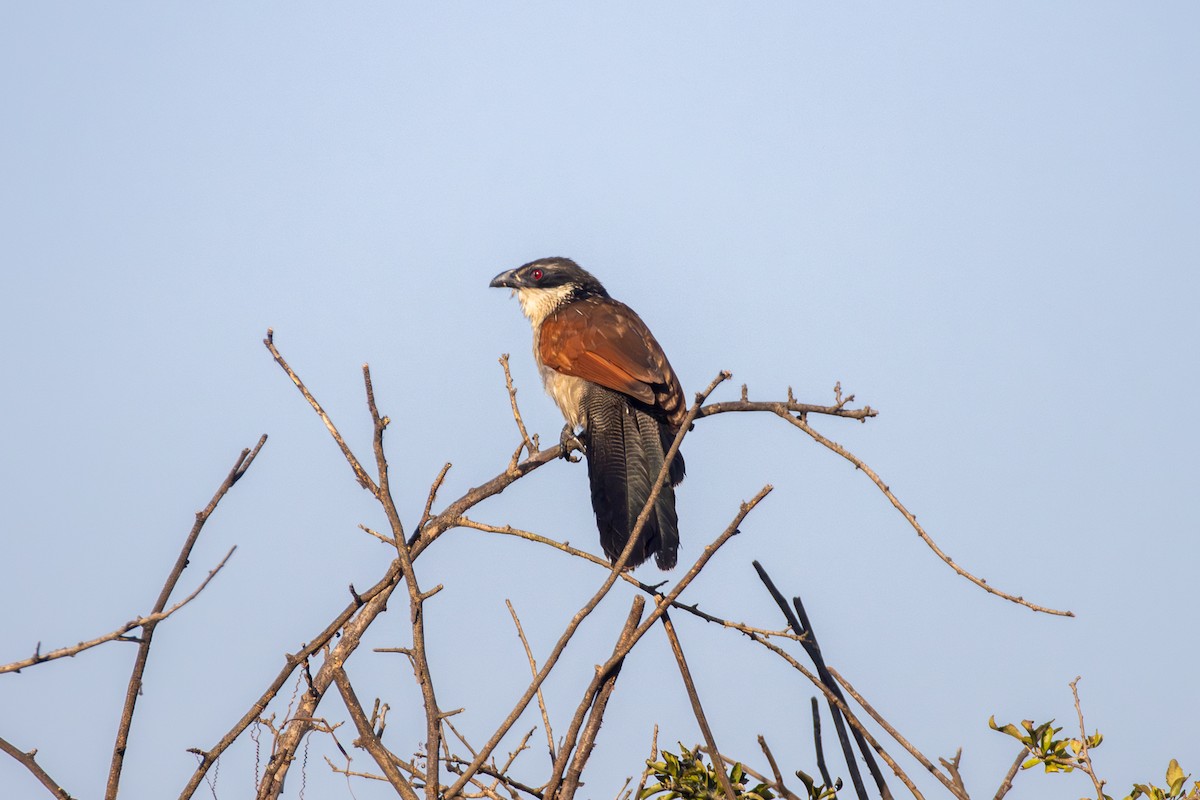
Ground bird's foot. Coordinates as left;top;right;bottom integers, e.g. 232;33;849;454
559;425;585;463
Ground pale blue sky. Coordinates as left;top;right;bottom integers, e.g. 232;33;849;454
2;4;1197;799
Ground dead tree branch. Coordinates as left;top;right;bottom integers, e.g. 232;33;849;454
106;435;266;800
0;735;74;800
660;611;737;800
2;546;236;675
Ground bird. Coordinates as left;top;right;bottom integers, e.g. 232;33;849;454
490;257;686;570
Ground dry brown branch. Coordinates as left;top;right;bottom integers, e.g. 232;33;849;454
938;749;967;799
254;580;400;800
264;330;376;492
550;597;645;799
695;381;1071;618
782;409;1072;617
505;600;556;764
2;546;236;675
698;396;876;421
358;523;396;547
827;667;967;800
1070;677;1107;800
543;486;772;798
0;735;74;799
660;612;736;800
457;517;803;643
332;665;420;800
758;736;800;800
993;746;1029;800
181;560;403;799
417;462;453;533
255;363;444;800
500;353;537;462
362;362;443;800
632;726;658;800
443;371;734;798
488;726;537;798
106;435;266;800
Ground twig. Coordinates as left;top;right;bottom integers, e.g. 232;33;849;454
551;597;645;799
0;735;74;799
457;516;802;642
264;330;376;492
357;523;396;547
938;749;967;799
660;612;736;800
332;666;420;800
2;546;236;674
180;560;403;799
758;736;799;800
632;726;658;800
443;371;736;799
1070;676;1107;800
505;600;556;764
993;746;1029;800
827;667;966;800
783;411;1073;617
500;354;537;463
416;462;453;534
106;436;266;800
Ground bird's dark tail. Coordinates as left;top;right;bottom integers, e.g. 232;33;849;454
582;387;685;570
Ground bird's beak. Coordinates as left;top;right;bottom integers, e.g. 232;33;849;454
489;268;522;289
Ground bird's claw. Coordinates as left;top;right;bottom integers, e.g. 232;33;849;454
560;425;585;463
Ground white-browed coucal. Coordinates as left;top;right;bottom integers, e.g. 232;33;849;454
490;257;686;570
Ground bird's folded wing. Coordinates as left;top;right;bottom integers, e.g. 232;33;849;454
539;296;670;405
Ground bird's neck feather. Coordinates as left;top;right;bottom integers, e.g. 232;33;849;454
516;284;576;327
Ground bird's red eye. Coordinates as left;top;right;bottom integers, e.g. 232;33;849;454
531;268;544;281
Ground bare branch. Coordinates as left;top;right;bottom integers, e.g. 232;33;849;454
447;478;770;799
417;462;453;533
828;667;967;800
264;330;376;492
505;600;556;765
758;736;800;800
1070;676;1107;800
0;735;74;799
458;516;802;642
500;354;537;462
2;546;236;674
781;410;1073;617
747;634;925;800
332;666;420;800
993;746;1029;800
107;436;266;800
632;726;658;800
660;612;736;800
551;597;646;799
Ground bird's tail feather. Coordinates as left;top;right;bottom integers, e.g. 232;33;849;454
583;388;683;570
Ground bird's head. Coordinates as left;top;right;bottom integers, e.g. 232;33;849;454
489;257;608;324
